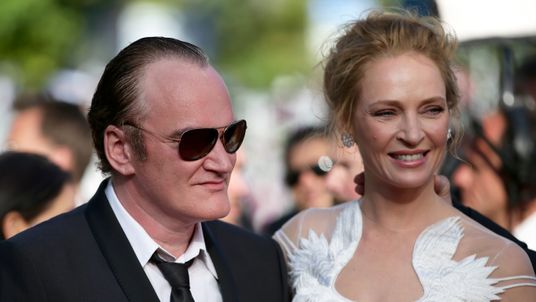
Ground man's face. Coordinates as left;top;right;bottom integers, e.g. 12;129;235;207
452;139;507;220
452;112;508;223
288;137;334;210
126;59;237;226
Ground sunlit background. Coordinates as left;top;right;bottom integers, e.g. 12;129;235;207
1;0;536;229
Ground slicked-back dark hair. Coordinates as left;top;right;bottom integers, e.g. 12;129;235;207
87;37;209;174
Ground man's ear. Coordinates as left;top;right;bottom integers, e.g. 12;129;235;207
2;211;30;239
104;125;136;176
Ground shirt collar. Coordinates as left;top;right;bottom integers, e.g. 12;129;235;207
105;179;219;279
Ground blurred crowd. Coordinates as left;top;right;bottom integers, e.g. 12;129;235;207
2;70;536;249
2;0;536;299
0;6;535;255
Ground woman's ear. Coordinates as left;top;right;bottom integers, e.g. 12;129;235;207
103;125;136;176
2;211;30;239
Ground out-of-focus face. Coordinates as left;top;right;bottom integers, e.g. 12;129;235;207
326;144;364;203
7;108;73;176
126;59;236;226
7;108;55;158
452;112;508;223
288;136;334;210
452;141;507;222
222;149;250;225
353;52;449;190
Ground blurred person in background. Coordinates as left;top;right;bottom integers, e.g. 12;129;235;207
263;125;334;235
0;151;74;239
452;104;536;251
220;149;254;229
6;94;94;204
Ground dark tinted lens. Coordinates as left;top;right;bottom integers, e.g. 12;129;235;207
285;164;328;187
285;171;299;186
179;128;218;161
223;120;247;153
311;164;328;176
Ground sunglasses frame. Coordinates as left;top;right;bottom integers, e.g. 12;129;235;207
124;119;247;161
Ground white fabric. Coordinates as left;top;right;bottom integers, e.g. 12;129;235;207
274;200;536;302
514;212;536;250
106;180;222;302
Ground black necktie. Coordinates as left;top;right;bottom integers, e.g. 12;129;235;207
151;253;195;302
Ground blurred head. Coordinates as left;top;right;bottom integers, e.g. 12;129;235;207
284;126;334;210
8;96;92;184
453;108;536;229
89;37;245;225
323;10;460;190
326;142;364;203
453;112;507;223
0;151;75;239
221;149;251;225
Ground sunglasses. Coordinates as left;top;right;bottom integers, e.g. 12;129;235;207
285;162;330;187
124;119;247;161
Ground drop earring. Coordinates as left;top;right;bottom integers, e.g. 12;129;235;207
341;133;355;147
447;128;452;140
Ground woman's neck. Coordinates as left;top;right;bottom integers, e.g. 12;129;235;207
360;176;451;232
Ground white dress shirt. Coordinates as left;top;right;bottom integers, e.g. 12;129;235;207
105;180;223;302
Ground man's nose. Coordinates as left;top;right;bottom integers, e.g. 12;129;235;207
205;139;235;172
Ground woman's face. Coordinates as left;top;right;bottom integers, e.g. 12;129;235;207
352;52;449;190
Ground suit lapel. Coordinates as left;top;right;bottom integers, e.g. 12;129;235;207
203;222;240;302
85;180;160;302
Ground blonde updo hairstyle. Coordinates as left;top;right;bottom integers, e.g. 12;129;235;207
323;9;461;153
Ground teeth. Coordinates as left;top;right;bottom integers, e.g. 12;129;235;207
394;153;423;161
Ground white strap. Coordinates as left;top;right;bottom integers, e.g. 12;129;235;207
495;275;536;290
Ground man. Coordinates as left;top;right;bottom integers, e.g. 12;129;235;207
264;125;334;235
452;108;536;250
7;95;95;204
0;37;289;302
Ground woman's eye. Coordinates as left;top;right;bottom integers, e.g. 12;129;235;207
373;110;395;117
424;106;445;115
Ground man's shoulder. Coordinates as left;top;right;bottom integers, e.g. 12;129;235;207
203;220;287;276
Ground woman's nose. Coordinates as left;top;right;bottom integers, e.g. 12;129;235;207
397;116;424;145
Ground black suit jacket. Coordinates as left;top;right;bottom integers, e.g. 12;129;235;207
0;180;290;302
